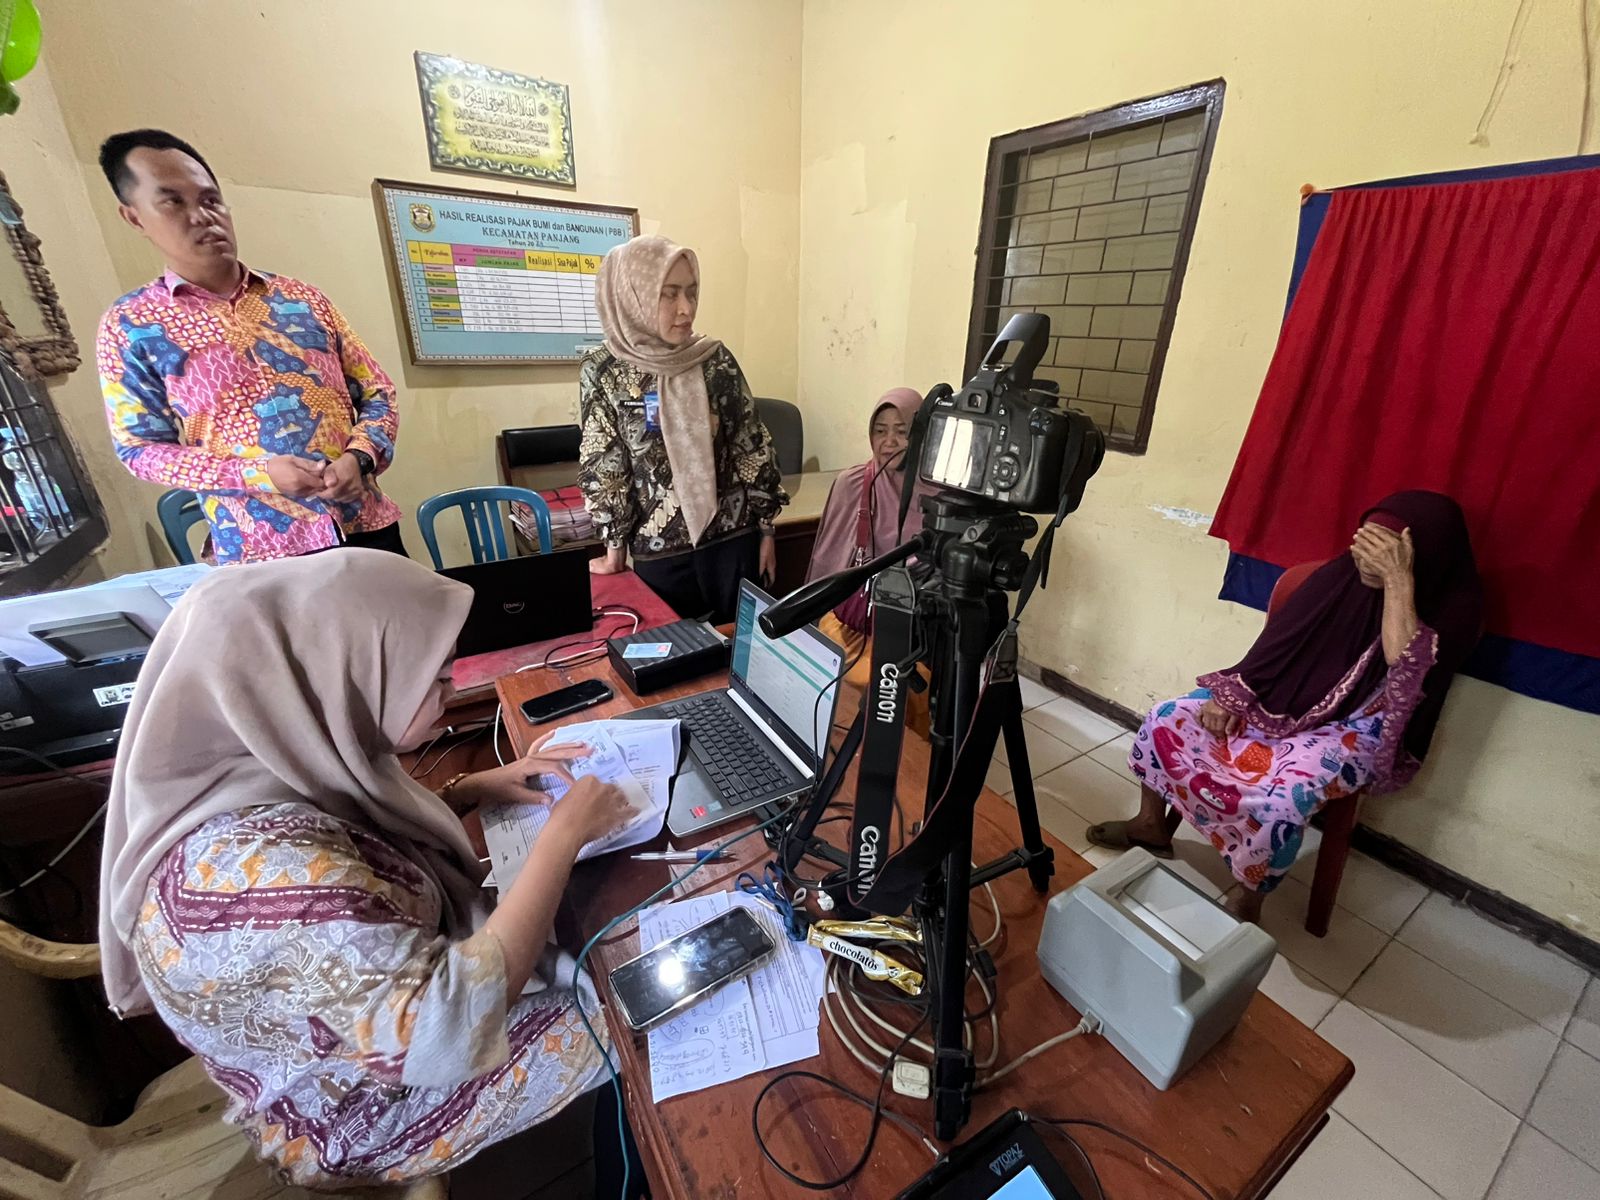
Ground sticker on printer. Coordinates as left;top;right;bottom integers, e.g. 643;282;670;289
93;683;138;708
0;714;34;731
623;642;673;661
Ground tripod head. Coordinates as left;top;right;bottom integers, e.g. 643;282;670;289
919;493;1039;597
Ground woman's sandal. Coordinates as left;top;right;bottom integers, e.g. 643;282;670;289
1085;820;1176;860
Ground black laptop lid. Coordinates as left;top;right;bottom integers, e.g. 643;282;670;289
440;549;593;657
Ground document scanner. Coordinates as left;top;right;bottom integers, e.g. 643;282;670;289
1037;848;1276;1089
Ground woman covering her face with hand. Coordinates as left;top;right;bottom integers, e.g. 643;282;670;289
578;235;788;623
1087;491;1481;922
98;549;638;1189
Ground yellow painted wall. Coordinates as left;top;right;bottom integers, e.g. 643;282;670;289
0;59;160;579
797;0;1600;936
40;0;801;566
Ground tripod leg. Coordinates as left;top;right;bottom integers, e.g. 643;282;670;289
998;690;1055;893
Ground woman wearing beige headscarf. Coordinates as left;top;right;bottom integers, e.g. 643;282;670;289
98;549;641;1189
579;235;788;622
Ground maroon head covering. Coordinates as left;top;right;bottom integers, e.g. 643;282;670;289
1201;491;1482;772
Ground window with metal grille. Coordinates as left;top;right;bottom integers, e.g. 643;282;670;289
965;81;1224;453
0;355;107;596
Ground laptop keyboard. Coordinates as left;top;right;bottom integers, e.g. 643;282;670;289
657;693;795;805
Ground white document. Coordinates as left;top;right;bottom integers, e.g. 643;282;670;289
83;563;214;607
637;891;828;1103
728;891;829;1065
480;720;678;888
551;717;680;815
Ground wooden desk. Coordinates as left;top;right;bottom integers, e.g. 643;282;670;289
496;661;1351;1200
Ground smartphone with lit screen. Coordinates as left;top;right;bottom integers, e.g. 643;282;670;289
608;907;777;1031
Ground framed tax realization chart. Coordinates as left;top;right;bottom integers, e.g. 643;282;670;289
374;179;638;364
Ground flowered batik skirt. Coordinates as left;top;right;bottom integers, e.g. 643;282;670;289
1128;689;1383;893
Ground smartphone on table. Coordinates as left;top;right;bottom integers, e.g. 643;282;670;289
519;679;614;726
608;907;778;1030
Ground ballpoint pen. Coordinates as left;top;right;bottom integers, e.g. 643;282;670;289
630;849;731;863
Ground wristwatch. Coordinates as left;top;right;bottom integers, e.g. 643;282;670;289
349;449;376;476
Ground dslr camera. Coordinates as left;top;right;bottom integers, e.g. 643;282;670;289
919;313;1104;515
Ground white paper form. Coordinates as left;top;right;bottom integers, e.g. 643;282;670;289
638;893;765;1102
728;891;828;1064
480;725;667;887
636;891;828;1103
551;718;680;814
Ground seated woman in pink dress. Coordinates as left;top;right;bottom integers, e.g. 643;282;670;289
1088;491;1481;922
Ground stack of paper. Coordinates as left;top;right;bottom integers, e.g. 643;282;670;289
637;891;828;1103
480;718;679;888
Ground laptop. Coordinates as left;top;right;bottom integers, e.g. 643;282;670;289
439;548;593;657
632;580;843;836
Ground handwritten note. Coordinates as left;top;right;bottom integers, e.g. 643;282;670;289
637;891;828;1103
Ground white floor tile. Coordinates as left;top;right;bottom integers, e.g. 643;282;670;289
993;720;1077;777
1349;941;1560;1114
1272;1111;1442;1200
1565;976;1600;1061
1527;1042;1600;1171
1397;894;1589;1035
1289;849;1429;935
1017;675;1058;711
1035;793;1092;853
1319;1001;1518;1200
1260;953;1341;1028
1487;1124;1600;1199
1258;876;1389;993
1079;843;1122;871
1087;732;1137;780
1022;695;1126;752
1034;756;1142;829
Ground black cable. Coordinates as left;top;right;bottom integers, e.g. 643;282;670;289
535;605;644;671
752;1010;931;1189
0;747;111;902
1034;1116;1217;1200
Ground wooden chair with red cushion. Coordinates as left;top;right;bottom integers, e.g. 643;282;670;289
1267;560;1361;938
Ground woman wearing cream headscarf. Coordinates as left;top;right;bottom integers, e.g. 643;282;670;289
98;549;640;1189
579;235;788;622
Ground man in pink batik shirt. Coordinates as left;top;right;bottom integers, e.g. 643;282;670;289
95;129;408;563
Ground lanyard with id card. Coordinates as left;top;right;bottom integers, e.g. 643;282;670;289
642;391;661;434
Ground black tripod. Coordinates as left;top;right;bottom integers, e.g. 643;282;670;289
765;494;1055;1139
911;494;1054;1138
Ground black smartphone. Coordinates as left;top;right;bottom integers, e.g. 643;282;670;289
608;907;778;1031
518;679;614;726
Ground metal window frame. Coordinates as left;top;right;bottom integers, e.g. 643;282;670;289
965;80;1226;454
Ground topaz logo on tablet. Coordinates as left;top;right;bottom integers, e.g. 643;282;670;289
990;1143;1024;1177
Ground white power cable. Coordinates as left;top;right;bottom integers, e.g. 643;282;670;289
979;1013;1099;1088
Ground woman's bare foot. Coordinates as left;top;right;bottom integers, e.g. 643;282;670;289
1224;888;1264;925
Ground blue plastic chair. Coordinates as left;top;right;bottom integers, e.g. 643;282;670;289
416;486;552;569
156;488;205;565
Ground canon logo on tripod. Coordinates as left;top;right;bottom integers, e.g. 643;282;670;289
874;661;900;723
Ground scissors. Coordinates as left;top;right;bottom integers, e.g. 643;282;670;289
736;862;808;941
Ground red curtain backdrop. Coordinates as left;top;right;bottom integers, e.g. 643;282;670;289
1210;168;1600;657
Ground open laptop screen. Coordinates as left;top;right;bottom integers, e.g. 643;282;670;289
730;582;843;759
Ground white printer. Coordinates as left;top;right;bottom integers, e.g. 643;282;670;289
1037;848;1276;1089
